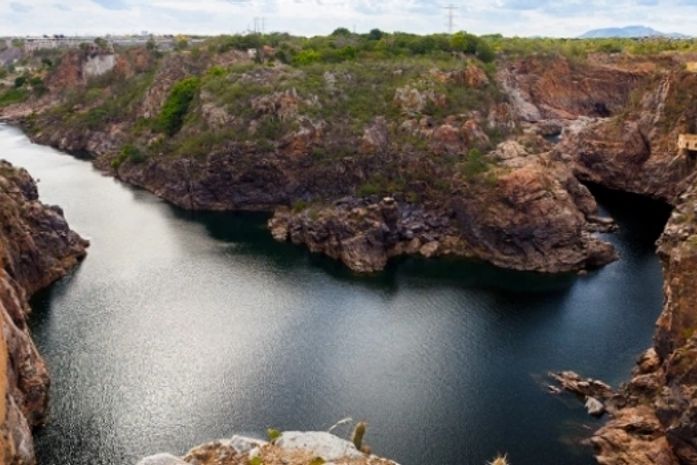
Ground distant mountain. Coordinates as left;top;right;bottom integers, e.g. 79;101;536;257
579;25;689;39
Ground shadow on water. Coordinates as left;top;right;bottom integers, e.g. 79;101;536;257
170;207;579;296
587;183;672;252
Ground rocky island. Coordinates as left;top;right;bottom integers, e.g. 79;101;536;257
1;30;697;465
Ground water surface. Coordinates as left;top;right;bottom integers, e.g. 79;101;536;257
0;124;670;465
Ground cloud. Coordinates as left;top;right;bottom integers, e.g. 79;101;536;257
9;2;33;13
91;0;129;9
0;0;695;37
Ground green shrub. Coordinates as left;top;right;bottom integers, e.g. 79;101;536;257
357;180;383;197
291;200;309;212
266;428;281;441
158;77;200;136
293;49;321;66
0;88;28;107
112;144;147;169
461;148;490;179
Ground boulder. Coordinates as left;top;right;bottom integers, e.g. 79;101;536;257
585;396;606;417
136;454;189;465
275;431;364;461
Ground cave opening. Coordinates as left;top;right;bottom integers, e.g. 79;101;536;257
593;102;612;117
585;182;673;250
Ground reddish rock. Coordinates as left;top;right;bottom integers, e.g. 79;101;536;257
0;161;87;465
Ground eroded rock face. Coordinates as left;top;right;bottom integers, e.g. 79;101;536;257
497;55;646;122
0;161;88;465
269;152;617;274
550;184;697;465
557;71;697;203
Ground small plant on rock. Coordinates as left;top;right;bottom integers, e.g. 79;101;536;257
351;421;367;452
488;453;510;465
266;428;281;442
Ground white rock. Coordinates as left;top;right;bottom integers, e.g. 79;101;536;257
276;431;364;461
82;54;116;77
230;435;267;454
136;453;189;465
585;396;606;417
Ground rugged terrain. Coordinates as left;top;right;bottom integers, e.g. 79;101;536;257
1;43;638;274
0;161;87;465
2;33;697;465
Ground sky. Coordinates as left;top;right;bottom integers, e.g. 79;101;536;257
0;0;696;38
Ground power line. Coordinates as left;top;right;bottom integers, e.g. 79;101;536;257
251;17;266;34
443;4;456;34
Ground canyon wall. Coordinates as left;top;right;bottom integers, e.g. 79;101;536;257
7;48;626;275
0;161;87;465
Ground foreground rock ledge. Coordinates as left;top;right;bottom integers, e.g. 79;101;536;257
0;160;88;465
137;431;399;465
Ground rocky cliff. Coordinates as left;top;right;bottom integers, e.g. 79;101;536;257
535;60;697;465
0;161;87;465
1;46;625;275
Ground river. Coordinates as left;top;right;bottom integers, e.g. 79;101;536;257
0;124;670;465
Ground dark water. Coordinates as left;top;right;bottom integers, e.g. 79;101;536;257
0;124;671;465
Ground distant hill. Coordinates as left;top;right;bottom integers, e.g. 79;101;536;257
579;25;689;39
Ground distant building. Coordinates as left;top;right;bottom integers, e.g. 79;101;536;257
678;134;697;154
22;36;92;52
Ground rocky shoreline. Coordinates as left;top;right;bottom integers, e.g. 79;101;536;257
545;67;697;464
0;161;87;465
11;122;620;275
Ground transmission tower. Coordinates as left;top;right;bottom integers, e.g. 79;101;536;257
252;17;266;34
443;4;456;34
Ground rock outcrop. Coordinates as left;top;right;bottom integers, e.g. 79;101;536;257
0;161;87;465
556;70;697;203
268;152;617;273
138;431;398;465
498;55;647;122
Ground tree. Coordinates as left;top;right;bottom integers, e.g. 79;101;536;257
331;27;352;37
14;76;27;88
94;37;109;49
368;29;384;41
450;31;478;54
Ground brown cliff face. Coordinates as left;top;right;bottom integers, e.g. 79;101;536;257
580;188;697;465
498;55;648;122
557;70;697;203
0;161;87;465
268;143;616;274
539;65;697;465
